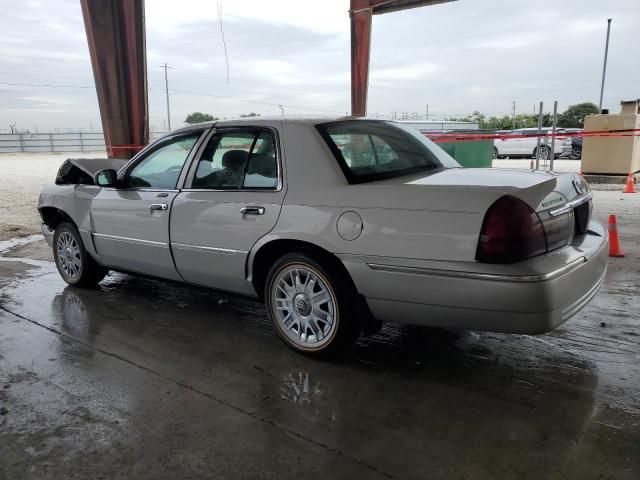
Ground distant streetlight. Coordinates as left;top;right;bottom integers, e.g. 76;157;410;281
598;19;612;113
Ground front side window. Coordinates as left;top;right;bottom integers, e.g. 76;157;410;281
126;133;200;189
192;129;278;189
317;121;459;184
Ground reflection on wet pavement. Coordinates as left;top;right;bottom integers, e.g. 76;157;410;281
1;238;639;479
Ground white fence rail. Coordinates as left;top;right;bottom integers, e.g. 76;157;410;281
0;132;168;153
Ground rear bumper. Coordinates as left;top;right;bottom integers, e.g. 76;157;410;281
342;221;608;334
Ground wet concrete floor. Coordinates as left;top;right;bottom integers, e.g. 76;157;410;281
1;198;639;479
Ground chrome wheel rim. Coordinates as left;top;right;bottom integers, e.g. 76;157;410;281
56;231;82;280
539;147;550;160
271;264;337;349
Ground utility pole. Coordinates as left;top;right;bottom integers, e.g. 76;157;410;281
279;105;285;116
511;100;516;128
598;19;612;113
426;104;429;120
161;63;172;131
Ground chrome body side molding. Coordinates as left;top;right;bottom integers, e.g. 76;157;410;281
367;256;587;283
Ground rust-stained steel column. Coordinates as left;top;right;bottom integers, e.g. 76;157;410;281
350;0;457;117
80;0;148;159
350;0;373;118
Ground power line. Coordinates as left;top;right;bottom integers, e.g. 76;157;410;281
0;81;345;114
0;81;94;89
168;88;343;114
0;53;90;63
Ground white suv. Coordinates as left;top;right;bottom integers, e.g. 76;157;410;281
494;128;571;160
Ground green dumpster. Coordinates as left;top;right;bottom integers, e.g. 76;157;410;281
431;130;494;168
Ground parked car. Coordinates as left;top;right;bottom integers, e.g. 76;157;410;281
494;128;572;160
38;118;607;356
562;129;584;159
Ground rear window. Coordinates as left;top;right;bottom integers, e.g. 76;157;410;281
317;120;459;183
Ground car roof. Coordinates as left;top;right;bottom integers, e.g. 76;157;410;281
169;116;391;135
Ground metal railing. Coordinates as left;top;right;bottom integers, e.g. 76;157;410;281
0;132;168;153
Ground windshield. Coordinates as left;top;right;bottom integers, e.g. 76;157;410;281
317;120;460;183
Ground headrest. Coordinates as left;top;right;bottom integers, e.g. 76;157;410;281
246;156;276;177
222;150;248;170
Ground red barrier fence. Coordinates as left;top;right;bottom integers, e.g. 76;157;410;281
107;128;640;153
425;128;640;143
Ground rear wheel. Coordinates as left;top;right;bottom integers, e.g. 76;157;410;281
53;222;107;287
264;252;359;357
493;147;499;159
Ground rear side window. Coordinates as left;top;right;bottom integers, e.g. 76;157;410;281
191;129;278;189
317;120;458;184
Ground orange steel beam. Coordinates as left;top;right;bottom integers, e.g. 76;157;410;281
350;0;456;117
80;0;148;159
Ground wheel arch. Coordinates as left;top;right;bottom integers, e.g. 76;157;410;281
248;237;356;302
39;206;78;230
38;205;98;258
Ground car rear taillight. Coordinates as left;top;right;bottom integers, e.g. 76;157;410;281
476;195;547;264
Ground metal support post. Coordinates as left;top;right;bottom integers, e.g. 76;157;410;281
535;101;544;170
549;101;558;171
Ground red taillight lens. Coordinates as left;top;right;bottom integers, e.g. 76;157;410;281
476;195;546;263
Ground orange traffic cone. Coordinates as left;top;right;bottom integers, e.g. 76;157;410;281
608;214;625;257
623;173;636;193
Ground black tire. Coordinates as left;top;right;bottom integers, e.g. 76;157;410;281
53;222;108;287
264;252;359;357
570;147;581;160
493;147;499;159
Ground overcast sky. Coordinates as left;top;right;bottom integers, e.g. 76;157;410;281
1;0;638;132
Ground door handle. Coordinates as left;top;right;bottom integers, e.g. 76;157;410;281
149;203;168;211
240;206;265;215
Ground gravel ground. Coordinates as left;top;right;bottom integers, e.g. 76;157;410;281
0;152;105;240
0;152;621;241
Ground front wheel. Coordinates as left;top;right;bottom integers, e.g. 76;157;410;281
536;146;551;160
53;222;107;287
570;147;581;160
264;253;359;357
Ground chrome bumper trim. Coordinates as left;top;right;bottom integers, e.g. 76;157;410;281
171;243;246;255
92;233;167;248
367;257;587;283
549;192;592;217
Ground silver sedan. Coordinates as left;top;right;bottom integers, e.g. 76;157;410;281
38;118;607;356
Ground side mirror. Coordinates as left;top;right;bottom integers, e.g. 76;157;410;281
94;169;118;187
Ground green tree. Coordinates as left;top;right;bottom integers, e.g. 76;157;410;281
557;103;599;128
184;112;218;124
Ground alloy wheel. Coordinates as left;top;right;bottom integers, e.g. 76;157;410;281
56;231;82;281
538;147;550;160
271;264;337;349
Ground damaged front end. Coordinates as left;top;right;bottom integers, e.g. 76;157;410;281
55;158;127;185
